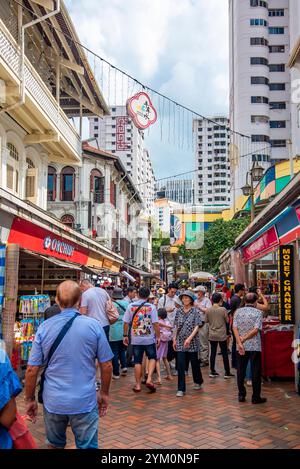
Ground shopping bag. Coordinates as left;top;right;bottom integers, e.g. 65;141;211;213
9;413;37;449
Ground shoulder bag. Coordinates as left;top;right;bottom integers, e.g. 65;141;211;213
106;298;119;325
37;313;79;404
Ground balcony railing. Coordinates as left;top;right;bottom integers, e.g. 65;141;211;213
0;21;81;158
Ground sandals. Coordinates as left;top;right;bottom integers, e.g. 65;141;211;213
146;382;157;393
132;387;141;393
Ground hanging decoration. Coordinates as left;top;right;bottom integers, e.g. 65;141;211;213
126;91;157;130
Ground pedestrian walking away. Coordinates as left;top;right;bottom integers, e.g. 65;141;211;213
109;287;129;379
24;280;113;449
173;290;204;397
79;279;111;339
123;287;160;393
194;286;212;367
229;283;245;369
155;308;173;384
233;292;267;405
158;283;178;372
206;293;234;379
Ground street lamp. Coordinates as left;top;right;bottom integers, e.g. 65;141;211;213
241;162;264;222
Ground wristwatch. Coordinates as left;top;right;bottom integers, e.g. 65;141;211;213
123;334;128;337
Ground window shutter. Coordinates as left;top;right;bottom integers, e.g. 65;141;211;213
6;165;14;190
25;168;37;203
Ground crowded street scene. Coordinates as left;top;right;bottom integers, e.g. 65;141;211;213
1;0;300;459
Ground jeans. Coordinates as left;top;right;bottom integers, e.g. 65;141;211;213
246;361;252;380
43;405;99;449
236;351;262;401
133;343;157;364
109;340;127;376
198;323;209;364
209;340;230;374
177;351;203;392
103;325;110;341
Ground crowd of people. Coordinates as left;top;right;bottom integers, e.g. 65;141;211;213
0;278;269;449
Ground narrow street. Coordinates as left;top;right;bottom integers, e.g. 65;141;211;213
18;362;300;450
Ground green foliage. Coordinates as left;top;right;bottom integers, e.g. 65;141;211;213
178;217;250;275
152;233;170;262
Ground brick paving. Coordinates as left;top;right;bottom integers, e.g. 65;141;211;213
17;362;300;449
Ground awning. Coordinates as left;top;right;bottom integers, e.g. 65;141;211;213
121;271;136;283
20;249;82;271
189;271;214;281
122;265;151;277
82;265;104;276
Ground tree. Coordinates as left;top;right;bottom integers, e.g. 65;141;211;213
178;217;250;274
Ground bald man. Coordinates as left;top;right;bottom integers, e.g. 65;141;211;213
24;280;113;449
80;279;111;340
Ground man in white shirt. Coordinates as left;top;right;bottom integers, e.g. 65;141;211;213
194;286;212;367
80;280;110;339
158;284;178;327
124;287;138;304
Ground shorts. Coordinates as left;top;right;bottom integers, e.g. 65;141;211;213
133;343;157;364
43;405;99;449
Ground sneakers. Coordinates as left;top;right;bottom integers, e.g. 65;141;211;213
121;368;128;376
172;370;178;376
193;384;203;390
209;371;220;378
112;375;120;380
200;362;209;368
246;380;252;387
252;397;267;405
176;391;185;397
238;396;246;403
224;373;235;379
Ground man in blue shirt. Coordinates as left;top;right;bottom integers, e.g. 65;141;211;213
24;280;113;449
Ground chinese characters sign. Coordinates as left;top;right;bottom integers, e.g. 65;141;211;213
116;117;130;151
278;245;295;324
127;92;157;130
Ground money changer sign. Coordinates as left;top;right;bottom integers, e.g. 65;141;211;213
278;245;295;324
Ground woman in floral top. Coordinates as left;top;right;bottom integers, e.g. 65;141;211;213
173;290;204;397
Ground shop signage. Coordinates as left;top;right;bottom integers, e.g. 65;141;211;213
242;226;279;262
43;236;75;257
8;218;89;265
103;258;113;269
278;245;295;324
127;92;157;130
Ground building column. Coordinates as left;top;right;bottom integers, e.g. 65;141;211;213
2;244;19;357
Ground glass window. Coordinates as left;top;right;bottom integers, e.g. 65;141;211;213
269;9;284;17
269;83;285;90
251;115;269;123
269;64;285;72
270;121;286;128
270;140;286;147
7;143;19;161
250;19;268;26
269;27;284;34
251;57;268;65
251;135;270;142
251;76;269;85
269;45;285;53
250;37;268;46
61;167;75;201
251;96;269;103
269;101;286;109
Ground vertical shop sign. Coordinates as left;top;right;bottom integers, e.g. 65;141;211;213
278;245;295;324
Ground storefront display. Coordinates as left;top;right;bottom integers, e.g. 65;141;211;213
13;294;50;376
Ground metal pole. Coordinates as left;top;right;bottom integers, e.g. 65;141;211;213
250;172;255;222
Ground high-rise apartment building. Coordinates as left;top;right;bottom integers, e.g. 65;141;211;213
229;0;291;205
194;117;231;207
155;179;194;205
89;106;155;216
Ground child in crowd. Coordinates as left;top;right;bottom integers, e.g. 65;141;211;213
155;308;173;384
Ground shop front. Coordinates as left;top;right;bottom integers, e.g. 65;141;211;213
0;191;123;375
233;174;300;389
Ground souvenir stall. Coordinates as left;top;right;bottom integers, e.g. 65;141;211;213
234;200;300;380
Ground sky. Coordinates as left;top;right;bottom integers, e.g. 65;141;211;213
65;0;229;179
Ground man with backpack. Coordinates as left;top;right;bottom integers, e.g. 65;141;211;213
123;287;160;393
109;287;129;379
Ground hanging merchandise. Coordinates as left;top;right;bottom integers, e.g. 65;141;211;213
13;295;50;373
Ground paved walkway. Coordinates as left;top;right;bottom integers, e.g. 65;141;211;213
18;363;300;449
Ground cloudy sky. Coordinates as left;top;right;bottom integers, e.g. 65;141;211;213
65;0;229;179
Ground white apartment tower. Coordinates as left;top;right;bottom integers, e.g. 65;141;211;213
89;106;155;217
194;117;231;207
229;0;291;205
